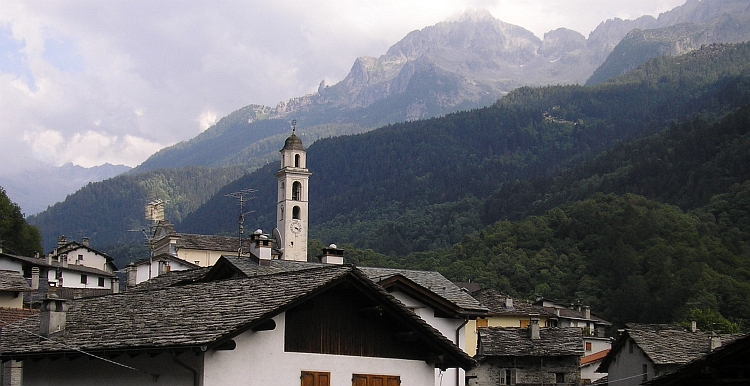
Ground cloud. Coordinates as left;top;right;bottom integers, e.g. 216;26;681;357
197;110;218;132
0;0;687;169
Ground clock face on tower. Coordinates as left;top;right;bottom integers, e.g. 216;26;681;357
290;220;302;235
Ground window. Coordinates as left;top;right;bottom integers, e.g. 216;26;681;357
499;369;513;385
520;319;530;328
555;373;565;383
80;274;87;284
98;277;105;287
642;364;648;381
301;371;330;386
77;254;84;261
292;181;302;201
629;341;634;353
295;154;301;168
293;206;301;220
352;374;400;386
476;318;488;331
585;342;592;351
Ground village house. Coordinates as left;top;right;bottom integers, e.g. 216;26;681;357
467;319;584;386
597;323;745;386
0;236;119;307
0;264;474;386
466;289;552;357
642;333;750;386
149;220;250;267
124;252;201;286
467;289;611;384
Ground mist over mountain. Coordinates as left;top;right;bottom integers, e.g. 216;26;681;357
0;159;130;215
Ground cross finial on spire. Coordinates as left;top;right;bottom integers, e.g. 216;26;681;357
291;119;297;133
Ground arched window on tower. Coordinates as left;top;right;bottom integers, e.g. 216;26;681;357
294;154;301;168
292;181;302;201
293;206;301;220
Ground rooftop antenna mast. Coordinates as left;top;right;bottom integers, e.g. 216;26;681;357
128;199;167;281
225;189;257;257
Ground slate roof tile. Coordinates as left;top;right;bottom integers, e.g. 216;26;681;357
625;323;743;365
471;288;549;316
359;267;488;313
477;326;584;357
0;270;30;292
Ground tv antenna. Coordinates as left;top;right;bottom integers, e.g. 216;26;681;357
225;188;257;257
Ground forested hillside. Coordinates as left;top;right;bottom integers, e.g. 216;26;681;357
0;187;42;256
358;192;750;330
181;43;750;254
28;166;246;250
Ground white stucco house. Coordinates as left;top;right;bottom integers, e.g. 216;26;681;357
0;264;474;386
124;253;201;287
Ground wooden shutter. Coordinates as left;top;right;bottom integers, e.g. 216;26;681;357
302;371;330;386
352;374;400;386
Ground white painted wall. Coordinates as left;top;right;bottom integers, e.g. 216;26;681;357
581;360;606;384
606;339;654;386
133;259;197;284
203;313;437;386
584;337;611;355
45;269;111;289
63;247;111;273
0;258;22;272
388;291;467;386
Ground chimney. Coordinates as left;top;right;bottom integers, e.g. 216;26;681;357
82;237;89;247
57;235;67;248
555;308;561;317
31;267;40;290
583;305;591;319
691;320;698;333
126;263;137;288
710;333;722;351
320;244;344;265
61;255;68;268
40;296;68;337
249;230;273;261
529;313;541;340
505;296;513;309
111;278;120;294
34;251;39;258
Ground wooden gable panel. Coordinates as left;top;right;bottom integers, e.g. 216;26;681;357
285;283;428;360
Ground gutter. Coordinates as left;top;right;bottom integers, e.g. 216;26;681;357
456;318;469;386
171;351;202;386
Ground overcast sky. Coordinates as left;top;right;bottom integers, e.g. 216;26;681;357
0;0;686;170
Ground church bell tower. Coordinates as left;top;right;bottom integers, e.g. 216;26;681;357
275;121;311;261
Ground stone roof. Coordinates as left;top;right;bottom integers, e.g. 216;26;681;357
598;324;745;372
200;257;487;315
0;270;30;292
0;265;474;369
175;233;246;252
0;307;38;326
359;267;488;314
626;324;743;365
477;327;584;357
643;333;750;386
282;132;305;151
131;253;202;268
471;288;549;317
128;266;212;292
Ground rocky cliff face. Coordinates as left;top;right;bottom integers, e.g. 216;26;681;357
134;1;750;174
588;0;750;85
